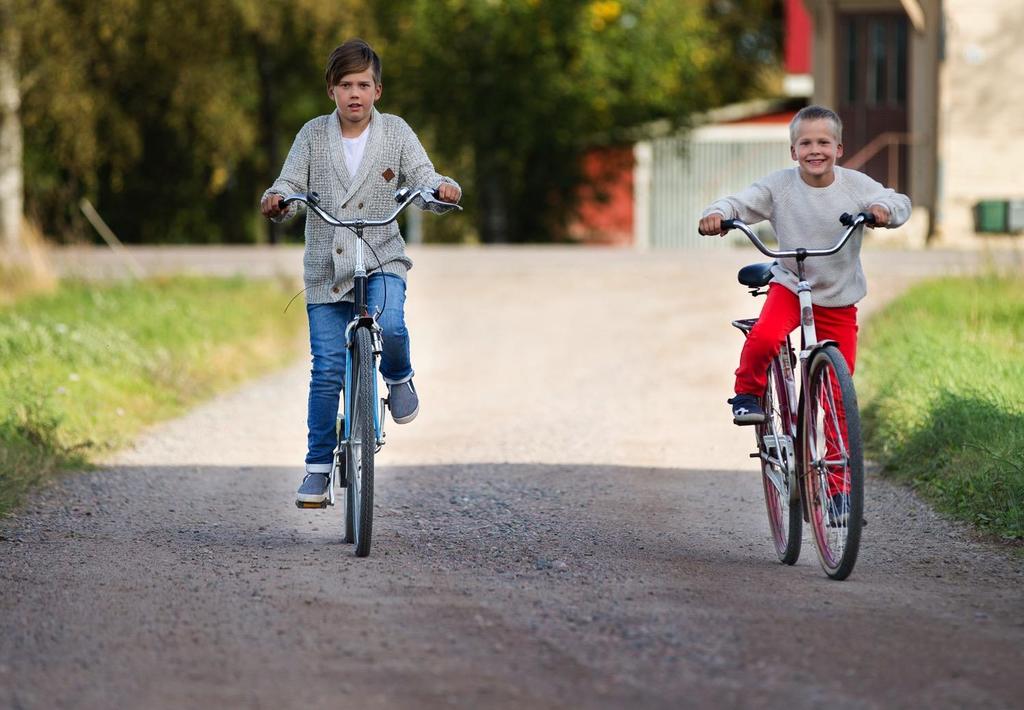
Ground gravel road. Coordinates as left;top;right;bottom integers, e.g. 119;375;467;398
3;246;1022;709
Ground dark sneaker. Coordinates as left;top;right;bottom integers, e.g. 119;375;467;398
728;394;765;425
388;380;419;425
295;473;329;506
827;491;850;527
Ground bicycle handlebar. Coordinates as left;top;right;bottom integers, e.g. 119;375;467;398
717;212;876;260
279;187;461;230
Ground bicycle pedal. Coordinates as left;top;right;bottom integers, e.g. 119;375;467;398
295;500;328;509
749;452;760;458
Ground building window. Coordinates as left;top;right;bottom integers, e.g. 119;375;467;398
845;21;858;103
869;20;888;105
894;19;908;104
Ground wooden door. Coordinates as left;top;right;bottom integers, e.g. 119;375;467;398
836;13;910;193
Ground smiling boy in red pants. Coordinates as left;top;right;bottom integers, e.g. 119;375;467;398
699;105;911;520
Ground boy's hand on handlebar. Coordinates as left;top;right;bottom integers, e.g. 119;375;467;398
260;194;285;218
867;204;890;228
437;183;461;203
699;213;726;237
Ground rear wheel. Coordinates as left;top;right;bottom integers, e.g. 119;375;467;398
346;327;376;557
759;357;802;564
802;345;863;580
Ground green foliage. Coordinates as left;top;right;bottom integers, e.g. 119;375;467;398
0;276;305;514
860;275;1024;542
13;0;779;245
375;0;780;242
14;0;363;244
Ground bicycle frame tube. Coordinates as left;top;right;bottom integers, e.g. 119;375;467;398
352;226;368;317
796;267;818;350
343;346;353;439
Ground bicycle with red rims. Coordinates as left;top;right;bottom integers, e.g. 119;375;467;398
720;212;873;580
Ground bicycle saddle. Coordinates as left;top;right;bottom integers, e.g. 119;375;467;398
738;262;775;288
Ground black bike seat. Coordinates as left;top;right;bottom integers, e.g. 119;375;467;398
738;262;775;288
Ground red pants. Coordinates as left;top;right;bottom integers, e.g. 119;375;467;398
737;284;858;497
735;283;858;396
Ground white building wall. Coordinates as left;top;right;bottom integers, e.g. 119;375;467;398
938;0;1024;242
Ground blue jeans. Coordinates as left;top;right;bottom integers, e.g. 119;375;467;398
305;273;412;468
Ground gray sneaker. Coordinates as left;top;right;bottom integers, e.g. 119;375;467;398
388;380;419;424
295;473;329;506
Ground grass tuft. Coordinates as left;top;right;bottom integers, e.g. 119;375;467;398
0;276;305;514
860;274;1024;542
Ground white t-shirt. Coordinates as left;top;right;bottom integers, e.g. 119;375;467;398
342;126;371;177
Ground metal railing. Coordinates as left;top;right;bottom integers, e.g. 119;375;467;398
841;132;914;192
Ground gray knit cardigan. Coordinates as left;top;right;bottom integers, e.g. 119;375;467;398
263;108;459;304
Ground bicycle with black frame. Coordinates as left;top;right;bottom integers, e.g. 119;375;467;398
281;187;460;557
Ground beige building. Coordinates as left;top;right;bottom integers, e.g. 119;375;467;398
804;0;1024;246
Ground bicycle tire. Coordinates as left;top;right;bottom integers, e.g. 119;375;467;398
801;345;863;580
759;356;802;565
347;327;376;557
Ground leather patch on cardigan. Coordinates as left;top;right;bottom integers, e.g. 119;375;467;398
382;168;395;182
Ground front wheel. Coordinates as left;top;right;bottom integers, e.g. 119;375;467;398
801;345;863;580
759;357;802;564
346;327;376;557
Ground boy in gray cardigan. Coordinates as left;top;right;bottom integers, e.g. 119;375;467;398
699;105;910;426
260;39;460;506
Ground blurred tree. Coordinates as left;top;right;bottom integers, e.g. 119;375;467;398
374;0;781;243
11;0;778;245
0;0;23;255
14;0;361;244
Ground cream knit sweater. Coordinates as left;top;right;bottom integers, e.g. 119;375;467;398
702;166;911;307
263;108;459;304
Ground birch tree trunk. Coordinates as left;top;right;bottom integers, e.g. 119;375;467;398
0;6;23;257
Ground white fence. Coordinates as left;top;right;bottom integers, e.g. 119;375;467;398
635;124;794;249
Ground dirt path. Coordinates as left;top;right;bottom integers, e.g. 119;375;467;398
3;247;1021;709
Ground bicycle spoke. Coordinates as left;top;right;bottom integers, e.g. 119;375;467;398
351;365;362;539
821;368;850;460
759;357;801;564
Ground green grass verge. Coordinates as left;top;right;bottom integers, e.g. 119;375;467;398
0;276;305;515
859;274;1024;543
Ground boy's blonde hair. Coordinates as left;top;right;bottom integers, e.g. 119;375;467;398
789;105;843;144
325;38;382;87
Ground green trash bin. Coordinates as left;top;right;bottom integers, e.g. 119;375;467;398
974;201;1008;233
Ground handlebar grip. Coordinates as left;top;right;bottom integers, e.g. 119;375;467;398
720;219;738;232
279;191;320;208
840;211;877;227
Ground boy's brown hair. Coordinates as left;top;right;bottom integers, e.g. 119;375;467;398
789;105;843;144
325;38;381;87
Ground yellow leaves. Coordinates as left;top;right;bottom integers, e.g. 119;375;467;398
208;166;229;196
589;0;621;31
691;46;712;71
